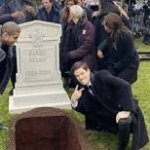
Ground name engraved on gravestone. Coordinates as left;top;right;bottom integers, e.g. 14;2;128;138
22;47;54;82
28;49;46;63
24;70;52;81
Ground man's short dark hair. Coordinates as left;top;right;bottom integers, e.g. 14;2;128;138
71;61;89;74
1;21;20;35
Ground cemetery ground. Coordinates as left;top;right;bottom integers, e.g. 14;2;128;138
0;39;150;150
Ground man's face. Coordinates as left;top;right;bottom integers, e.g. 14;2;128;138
74;68;90;85
3;32;20;46
42;0;52;9
77;0;83;6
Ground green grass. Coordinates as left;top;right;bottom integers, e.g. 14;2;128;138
135;38;150;52
0;85;11;150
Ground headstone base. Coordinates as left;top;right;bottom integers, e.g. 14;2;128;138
9;90;71;113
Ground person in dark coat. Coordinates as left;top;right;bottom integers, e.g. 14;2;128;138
0;0;35;92
0;21;20;129
0;22;20;94
97;13;139;84
60;5;96;74
94;0;131;71
94;0;131;47
76;0;93;22
60;5;96;87
37;0;60;23
59;0;77;71
70;61;149;150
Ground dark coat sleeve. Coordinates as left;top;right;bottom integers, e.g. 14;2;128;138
0;4;13;24
0;47;13;94
97;39;107;51
36;7;43;20
94;70;136;112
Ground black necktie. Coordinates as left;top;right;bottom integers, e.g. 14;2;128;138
88;85;94;95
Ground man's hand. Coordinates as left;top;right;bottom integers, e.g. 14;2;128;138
11;11;25;19
116;111;130;123
97;50;104;59
71;85;84;102
25;5;36;16
92;11;100;18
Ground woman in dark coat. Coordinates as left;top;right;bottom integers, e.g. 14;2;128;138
94;0;131;70
60;5;96;76
97;13;139;84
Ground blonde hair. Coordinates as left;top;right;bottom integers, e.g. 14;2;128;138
70;5;84;19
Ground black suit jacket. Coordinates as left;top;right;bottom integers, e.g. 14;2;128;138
74;70;149;149
0;44;14;94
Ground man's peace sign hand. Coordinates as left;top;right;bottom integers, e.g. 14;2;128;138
71;85;84;102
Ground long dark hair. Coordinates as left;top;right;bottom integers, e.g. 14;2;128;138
103;13;130;42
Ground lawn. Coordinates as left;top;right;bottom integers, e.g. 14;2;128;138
0;39;150;150
135;38;150;52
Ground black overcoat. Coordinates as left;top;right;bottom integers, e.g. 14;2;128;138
99;32;139;84
0;44;14;94
60;18;97;73
74;70;149;150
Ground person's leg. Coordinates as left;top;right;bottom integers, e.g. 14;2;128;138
11;46;17;89
117;116;132;150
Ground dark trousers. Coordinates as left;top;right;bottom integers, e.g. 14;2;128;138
11;46;17;88
117;115;132;150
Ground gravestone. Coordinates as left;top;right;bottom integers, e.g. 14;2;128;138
9;20;71;113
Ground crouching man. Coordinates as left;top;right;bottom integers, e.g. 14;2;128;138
70;61;149;150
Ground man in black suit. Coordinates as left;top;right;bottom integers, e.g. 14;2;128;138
0;21;20;129
70;61;149;150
